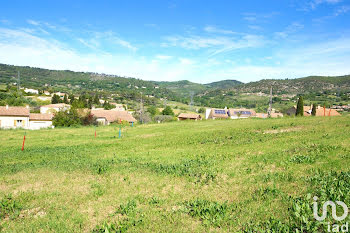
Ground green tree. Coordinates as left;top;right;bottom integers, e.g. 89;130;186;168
51;94;60;104
63;94;69;104
162;106;174;116
93;94;99;105
87;96;93;109
147;105;158;116
296;96;304;117
311;104;317;116
103;101;113;110
68;94;75;104
71;99;85;109
198;107;206;113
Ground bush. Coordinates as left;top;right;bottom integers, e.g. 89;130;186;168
162;106;174;116
154;115;175;123
53;109;97;127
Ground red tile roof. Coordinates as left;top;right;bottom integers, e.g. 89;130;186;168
0;106;29;116
29;113;54;121
178;113;201;119
91;110;136;123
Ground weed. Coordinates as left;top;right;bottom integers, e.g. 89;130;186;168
0;195;22;220
182;199;236;227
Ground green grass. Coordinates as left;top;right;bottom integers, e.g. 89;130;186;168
0;116;350;232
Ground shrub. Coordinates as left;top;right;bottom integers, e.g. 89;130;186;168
162;106;174;116
154;115;175;123
0;195;22;220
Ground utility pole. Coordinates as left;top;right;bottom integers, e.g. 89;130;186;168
268;86;272;117
189;91;194;112
17;71;20;92
140;92;143;124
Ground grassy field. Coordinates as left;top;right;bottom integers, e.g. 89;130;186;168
0;116;350;232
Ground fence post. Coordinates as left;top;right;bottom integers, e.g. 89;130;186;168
21;132;26;151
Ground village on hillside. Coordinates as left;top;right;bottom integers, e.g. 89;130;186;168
0;86;346;130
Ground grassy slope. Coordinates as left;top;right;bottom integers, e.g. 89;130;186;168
0;116;349;232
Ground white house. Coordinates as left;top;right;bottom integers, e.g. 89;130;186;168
110;103;126;111
40;103;70;114
0;106;30;129
24;88;39;94
29;113;54;130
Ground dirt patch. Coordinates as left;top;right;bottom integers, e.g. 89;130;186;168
263;126;303;134
19;207;46;219
138;133;163;138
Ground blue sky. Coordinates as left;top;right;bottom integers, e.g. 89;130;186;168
0;0;350;83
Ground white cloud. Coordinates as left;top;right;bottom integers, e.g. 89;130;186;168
179;58;195;65
334;5;350;16
0;24;349;84
155;55;172;60
204;26;236;35
0;19;10;25
27;19;40;26
242;12;278;22
162;33;266;57
275;22;304;39
310;0;342;9
248;25;263;30
0;27;196;81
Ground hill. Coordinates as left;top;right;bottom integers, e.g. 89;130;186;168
227;75;350;94
153;79;242;98
0;116;349;231
0;63;349;110
0;63;180;102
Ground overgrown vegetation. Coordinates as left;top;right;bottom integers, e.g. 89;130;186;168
0;116;349;232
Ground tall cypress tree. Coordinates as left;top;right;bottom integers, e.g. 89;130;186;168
311;104;317;116
296;96;304;116
63;94;69;104
51;94;60;104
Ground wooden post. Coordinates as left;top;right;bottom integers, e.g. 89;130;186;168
21;132;26;151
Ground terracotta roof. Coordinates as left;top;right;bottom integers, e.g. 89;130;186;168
29;113;54;121
91;109;136;123
255;113;268;118
178;113;201;119
271;112;284;118
41;103;70;108
228;108;256;117
0;106;29;116
303;106;341;116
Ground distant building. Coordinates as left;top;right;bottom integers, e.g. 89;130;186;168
40;103;71;114
0;105;30;129
0;105;53;129
29;113;54;130
206;108;229;120
52;92;66;99
24;88;39;94
178;113;202;121
228;108;256;119
91;109;136;125
286;106;341;117
304;106;341;117
110;103;126;111
255;113;268;118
